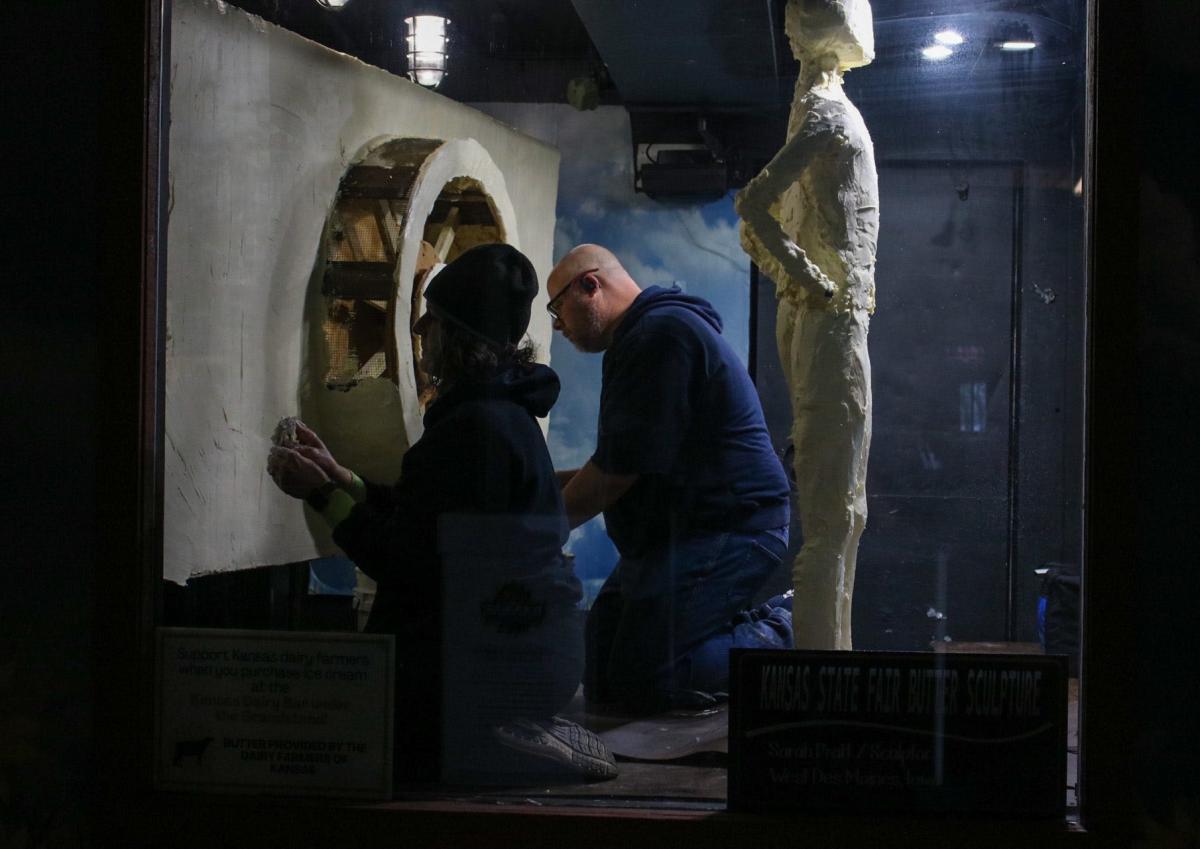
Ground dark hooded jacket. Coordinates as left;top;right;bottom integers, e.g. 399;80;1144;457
333;362;580;633
592;285;790;557
332;362;582;777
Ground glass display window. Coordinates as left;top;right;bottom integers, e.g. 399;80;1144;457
146;0;1096;825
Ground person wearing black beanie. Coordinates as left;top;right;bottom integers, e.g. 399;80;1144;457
413;243;541;392
267;243;617;784
416;242;539;353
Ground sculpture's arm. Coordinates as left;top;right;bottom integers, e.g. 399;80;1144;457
735;122;841;300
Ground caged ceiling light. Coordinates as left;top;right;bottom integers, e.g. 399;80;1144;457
405;14;451;88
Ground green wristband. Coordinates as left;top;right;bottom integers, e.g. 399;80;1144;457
320;489;356;529
345;472;367;503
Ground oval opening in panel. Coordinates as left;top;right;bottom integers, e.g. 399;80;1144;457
307;137;518;489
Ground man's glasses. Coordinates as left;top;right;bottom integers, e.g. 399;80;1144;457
546;268;598;320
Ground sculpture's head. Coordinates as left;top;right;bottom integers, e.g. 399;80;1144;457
785;0;874;70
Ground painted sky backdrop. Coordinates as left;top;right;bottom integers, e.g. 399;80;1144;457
473;104;754;599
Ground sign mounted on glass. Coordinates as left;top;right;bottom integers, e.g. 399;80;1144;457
728;650;1067;816
155;628;394;798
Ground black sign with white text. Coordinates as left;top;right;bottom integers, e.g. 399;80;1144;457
728;650;1067;816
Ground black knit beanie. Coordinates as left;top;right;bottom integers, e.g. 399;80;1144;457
421;243;538;349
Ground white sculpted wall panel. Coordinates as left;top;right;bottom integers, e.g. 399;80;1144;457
164;0;559;583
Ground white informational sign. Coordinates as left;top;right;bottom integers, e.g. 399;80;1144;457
155;628;394;798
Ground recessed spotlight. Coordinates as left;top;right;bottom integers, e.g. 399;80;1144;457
934;30;964;46
1000;41;1037;51
922;45;954;60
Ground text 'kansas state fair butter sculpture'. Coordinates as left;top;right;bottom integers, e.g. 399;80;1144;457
736;0;878;650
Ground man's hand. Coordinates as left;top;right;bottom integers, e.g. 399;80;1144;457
292;422;354;488
561;461;637;529
267;445;329;500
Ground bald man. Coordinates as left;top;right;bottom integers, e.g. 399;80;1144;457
547;244;793;712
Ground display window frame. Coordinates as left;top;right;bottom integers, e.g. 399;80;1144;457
93;0;1141;844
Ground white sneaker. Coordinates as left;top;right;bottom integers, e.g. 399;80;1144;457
492;716;618;781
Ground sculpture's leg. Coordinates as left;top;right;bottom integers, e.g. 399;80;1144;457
782;304;871;650
838;336;871;648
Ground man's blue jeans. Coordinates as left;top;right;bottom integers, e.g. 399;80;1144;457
584;525;792;712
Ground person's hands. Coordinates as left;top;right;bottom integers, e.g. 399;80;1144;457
267;445;329;499
292;421;354;487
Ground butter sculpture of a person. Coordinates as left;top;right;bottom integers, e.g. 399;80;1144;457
735;0;877;650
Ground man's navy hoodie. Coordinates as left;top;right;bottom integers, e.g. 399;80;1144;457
591;285;790;557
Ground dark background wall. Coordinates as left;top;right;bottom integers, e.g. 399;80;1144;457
1;1;1196;845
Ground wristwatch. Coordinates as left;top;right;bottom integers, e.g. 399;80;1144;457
305;480;339;511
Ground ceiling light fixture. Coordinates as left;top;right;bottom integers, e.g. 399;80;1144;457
922;44;954;60
405;14;450;88
999;40;1037;51
934;30;964;46
314;0;352;9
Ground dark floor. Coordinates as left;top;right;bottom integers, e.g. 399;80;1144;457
399;643;1080;811
428;762;727;808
